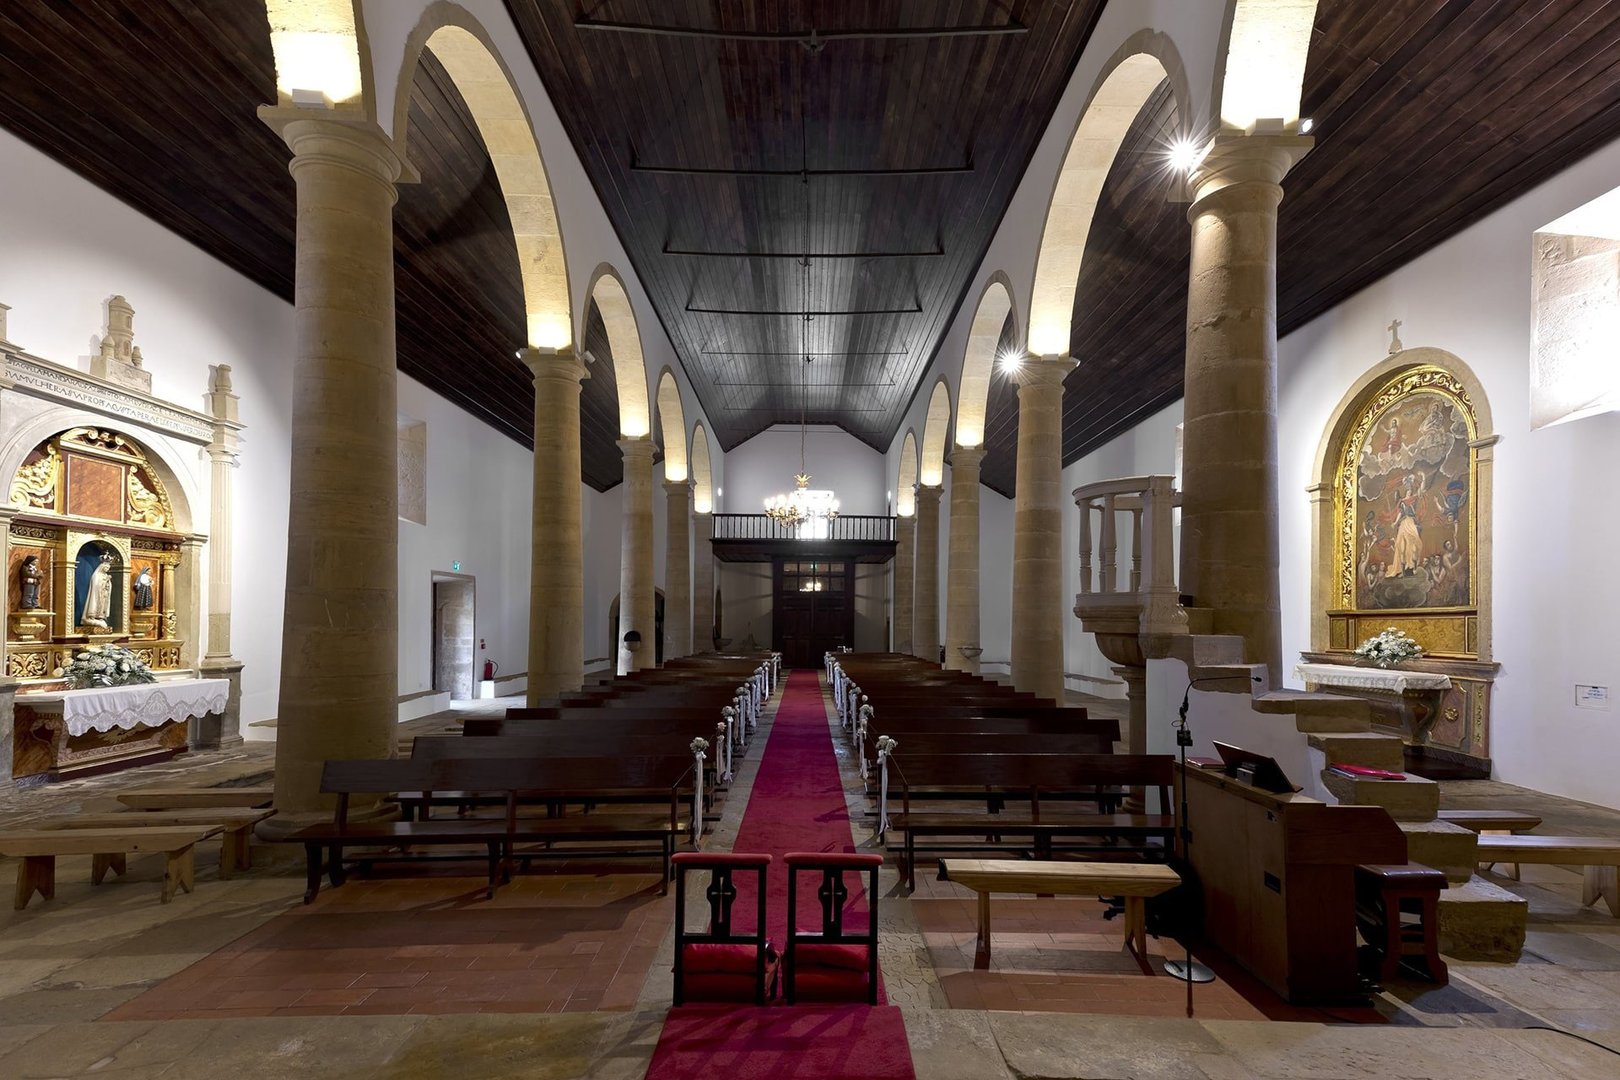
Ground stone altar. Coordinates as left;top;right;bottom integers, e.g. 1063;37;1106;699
10;677;228;783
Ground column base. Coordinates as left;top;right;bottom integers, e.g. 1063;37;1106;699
195;658;244;750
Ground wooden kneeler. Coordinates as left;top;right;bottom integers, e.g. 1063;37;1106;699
784;852;884;1005
1;826;224;909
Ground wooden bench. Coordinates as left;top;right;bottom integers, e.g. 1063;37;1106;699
940;858;1182;974
33;808;275;878
1435;810;1543;880
1474;835;1620;916
117;787;273;810
2;825;224;909
284;757;692;904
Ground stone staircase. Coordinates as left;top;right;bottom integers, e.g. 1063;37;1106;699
1169;625;1528;961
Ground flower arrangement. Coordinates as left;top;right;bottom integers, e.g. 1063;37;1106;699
55;643;157;689
1353;627;1425;669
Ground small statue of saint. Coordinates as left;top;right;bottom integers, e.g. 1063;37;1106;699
18;555;42;610
132;566;154;611
82;553;115;629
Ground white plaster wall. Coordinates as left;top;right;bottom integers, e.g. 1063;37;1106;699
0;125;618;732
1272;134;1620;809
723;426;888;517
978;486;1016;672
717;562;773;652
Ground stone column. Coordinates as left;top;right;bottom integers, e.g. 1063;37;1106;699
663;479;691;658
521;346;588;703
944;446;984;673
618;436;656;673
912;484;942;663
196;365;244;748
265;113;403;817
1010;354;1075;703
692;511;714;652
892;511;915;654
160;559;180;652
1179;134;1310;686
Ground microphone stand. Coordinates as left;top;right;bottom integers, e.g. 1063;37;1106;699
1160;673;1258;1011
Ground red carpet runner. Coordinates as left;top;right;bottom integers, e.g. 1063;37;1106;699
644;670;917;1080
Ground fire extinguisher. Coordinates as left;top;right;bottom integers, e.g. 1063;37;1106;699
481;639;496;682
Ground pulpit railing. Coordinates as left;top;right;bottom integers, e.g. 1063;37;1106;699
1072;475;1186;636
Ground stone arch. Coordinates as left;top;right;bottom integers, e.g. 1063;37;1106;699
586;266;652;438
1026;34;1191;357
654;368;688;482
896;431;918;517
919;381;954;487
1215;0;1318;132
264;0;375;116
392;4;572;348
956;275;1018;450
1308;347;1497;662
691;424;714;513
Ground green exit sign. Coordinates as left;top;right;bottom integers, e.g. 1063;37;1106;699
451;561;462;572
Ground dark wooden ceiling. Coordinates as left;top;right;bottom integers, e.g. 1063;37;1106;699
502;0;1107;452
0;1;634;490
980;0;1620;496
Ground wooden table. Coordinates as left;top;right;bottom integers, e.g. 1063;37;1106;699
941;858;1181;974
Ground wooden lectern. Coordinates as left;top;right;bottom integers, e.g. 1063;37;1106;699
1182;763;1406;1003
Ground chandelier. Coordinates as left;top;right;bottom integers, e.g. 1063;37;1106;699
763;225;839;535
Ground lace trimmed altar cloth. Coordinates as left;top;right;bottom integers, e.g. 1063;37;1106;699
25;678;229;738
1294;662;1452;694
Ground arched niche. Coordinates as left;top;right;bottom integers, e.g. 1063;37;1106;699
5;426;196;682
1307;348;1500;767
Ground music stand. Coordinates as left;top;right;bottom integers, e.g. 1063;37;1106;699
1212;741;1300;795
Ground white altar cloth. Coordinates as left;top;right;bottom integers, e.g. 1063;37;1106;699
24;678;229;738
1294;662;1451;695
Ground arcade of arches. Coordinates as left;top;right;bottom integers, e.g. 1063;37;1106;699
0;3;1617;1078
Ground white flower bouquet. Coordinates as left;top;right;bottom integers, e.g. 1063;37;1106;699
1352;627;1424;669
55;643;157;689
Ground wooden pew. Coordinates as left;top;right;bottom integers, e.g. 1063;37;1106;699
3;825;224;908
283;756;693;904
883;753;1178;889
117;787;273;810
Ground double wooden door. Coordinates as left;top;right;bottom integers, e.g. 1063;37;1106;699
772;558;854;669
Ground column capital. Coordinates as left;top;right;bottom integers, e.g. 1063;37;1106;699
951;445;987;471
1190;133;1313;207
913;483;943;508
1013;353;1077;389
618;433;653;462
260;108;406;189
519;344;590;386
663;478;691;498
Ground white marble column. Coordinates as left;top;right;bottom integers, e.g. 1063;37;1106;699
944;446;984;673
912;484;942;663
522;346;588;703
664;479;691;658
892;511;915;653
197;364;244;748
264;113;403;816
1180;134;1310;686
1010;354;1075;703
618;436;656;673
692;510;714;653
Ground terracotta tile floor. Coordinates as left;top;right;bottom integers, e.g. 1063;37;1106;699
913;895;1316;1021
105;864;673;1021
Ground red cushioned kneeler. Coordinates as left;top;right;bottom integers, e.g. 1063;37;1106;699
672;852;772;1006
783;852;883;1006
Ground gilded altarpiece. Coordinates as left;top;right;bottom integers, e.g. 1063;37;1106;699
1308;362;1498;775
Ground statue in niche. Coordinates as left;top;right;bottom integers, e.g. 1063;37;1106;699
81;552;115;629
132;566;154;611
18;555;42;610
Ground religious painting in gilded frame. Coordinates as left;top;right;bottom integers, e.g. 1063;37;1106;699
1333;366;1479;647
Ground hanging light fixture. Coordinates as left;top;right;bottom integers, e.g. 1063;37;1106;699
763;227;839;535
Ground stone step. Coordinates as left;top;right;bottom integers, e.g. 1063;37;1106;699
1308;731;1406;769
1322;769;1439;820
1437;875;1528;962
1399;819;1478;884
1256;690;1372;733
1190;633;1246;666
1183;607;1215;636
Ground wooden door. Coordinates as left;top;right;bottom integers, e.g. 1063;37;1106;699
772;558;855;668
